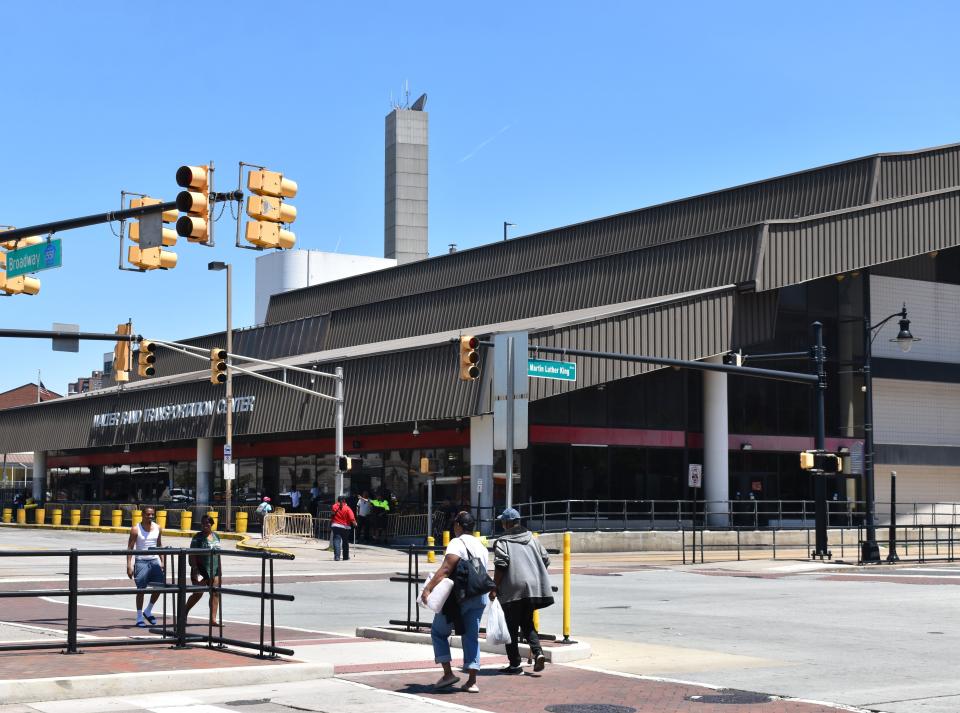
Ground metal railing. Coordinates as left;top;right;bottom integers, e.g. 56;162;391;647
262;513;314;543
0;547;295;657
681;525;859;564
861;524;960;564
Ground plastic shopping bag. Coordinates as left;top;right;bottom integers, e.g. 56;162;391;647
485;597;511;646
418;576;454;613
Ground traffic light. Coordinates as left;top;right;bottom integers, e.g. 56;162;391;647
113;322;132;383
337;456;354;471
137;340;157;378
128;196;178;270
245;169;297;250
800;451;842;472
175;165;211;243
0;251;40;296
723;351;744;367
210;348;227;385
459;335;480;381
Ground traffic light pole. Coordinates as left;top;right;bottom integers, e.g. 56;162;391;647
225;263;233;532
0;192;242;244
811;321;830;559
0;328;138;342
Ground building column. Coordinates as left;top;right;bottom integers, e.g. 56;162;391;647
703;356;730;525
32;451;47;502
196;438;213;507
470;415;494;535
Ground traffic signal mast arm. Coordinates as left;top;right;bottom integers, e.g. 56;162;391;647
0;192;242;245
0;327;140;342
147;339;341;402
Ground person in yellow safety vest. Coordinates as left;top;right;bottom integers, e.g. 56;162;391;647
369;493;390;543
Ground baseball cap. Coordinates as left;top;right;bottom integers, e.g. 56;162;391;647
263;496;271;502
498;507;521;521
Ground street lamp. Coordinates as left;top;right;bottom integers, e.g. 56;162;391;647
862;301;919;563
208;261;233;532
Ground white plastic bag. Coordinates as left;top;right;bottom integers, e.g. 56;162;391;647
418;576;454;613
485;597;511;646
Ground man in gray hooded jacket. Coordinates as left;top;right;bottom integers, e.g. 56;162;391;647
491;507;554;674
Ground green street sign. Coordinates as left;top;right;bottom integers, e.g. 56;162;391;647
6;239;62;278
528;358;577;381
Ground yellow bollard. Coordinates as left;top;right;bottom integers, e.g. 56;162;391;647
236;511;248;533
89;509;101;527
207;511;218;530
180;510;193;531
69;509;81;526
51;509;63;526
427;535;436;564
532;532;540;632
442;530;450;547
35;508;46;525
563;531;571;642
16;508;26;524
111;510;123;528
2;508;11;523
156;510;167;529
130;510;142;528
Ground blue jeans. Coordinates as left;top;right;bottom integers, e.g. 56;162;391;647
332;527;351;560
431;594;486;670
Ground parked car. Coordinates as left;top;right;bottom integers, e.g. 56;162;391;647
162;488;194;503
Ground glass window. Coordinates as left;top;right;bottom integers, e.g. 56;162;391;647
609;447;646;500
571;446;608;500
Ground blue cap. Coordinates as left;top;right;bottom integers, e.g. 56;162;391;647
498;507;521;521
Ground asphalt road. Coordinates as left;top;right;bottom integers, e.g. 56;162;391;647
4;527;960;712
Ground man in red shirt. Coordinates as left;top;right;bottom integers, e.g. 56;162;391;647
330;495;357;561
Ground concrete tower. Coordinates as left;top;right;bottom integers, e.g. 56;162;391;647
384;93;428;264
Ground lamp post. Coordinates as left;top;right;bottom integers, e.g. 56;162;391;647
208;261;233;532
862;300;919;563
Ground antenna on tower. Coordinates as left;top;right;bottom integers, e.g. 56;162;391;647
404;79;410;108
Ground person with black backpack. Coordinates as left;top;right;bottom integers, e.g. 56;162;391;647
420;511;493;693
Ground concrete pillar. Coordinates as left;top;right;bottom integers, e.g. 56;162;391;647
196;438;213;507
32;451;47;502
470;415;494;535
703;356;730;525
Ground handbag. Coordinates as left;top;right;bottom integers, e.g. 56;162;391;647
455;554;496;601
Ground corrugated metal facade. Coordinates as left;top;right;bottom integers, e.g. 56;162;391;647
877;144;960;201
266;157;876;323
323;228;761;349
757;188;960;291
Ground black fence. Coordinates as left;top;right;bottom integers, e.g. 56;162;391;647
0;547;294;656
681;526;862;564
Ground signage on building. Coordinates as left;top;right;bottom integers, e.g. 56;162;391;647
688;463;702;488
91;395;256;428
527;359;577;382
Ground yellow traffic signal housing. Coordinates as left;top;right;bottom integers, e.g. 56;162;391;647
210;348;227;385
175;165;211;243
0;235;43;251
246;195;297;223
459;335;480;381
129;197;178;247
137;341;157;378
0;253;40;295
113;322;132;383
800;451;816;470
248;169;298;199
244;168;297;250
245;222;296;250
127;245;178;270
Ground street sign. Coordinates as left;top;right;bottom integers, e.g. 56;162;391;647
6;239;62;278
51;322;79;353
223;444;232;464
494;398;529;450
493;331;529;398
528;358;577;381
688;463;702;488
223;462;236;480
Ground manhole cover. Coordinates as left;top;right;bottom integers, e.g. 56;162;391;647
686;691;772;705
545;706;636;713
225;699;272;706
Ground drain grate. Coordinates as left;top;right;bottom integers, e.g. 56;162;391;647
686;691;772;705
545;706;637;713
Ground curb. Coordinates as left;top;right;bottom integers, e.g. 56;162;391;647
355;626;592;664
0;522;247;541
0;661;333;704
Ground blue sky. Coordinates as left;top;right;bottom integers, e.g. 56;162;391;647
2;1;959;395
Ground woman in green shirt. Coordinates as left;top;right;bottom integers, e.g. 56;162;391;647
185;514;222;623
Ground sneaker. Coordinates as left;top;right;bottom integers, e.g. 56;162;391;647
533;654;546;672
500;665;523;675
144;614;157;625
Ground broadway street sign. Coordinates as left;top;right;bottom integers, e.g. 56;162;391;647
6;239;62;278
527;358;577;381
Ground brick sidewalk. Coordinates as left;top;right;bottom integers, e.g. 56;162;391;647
0;644;285;680
346;665;860;713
